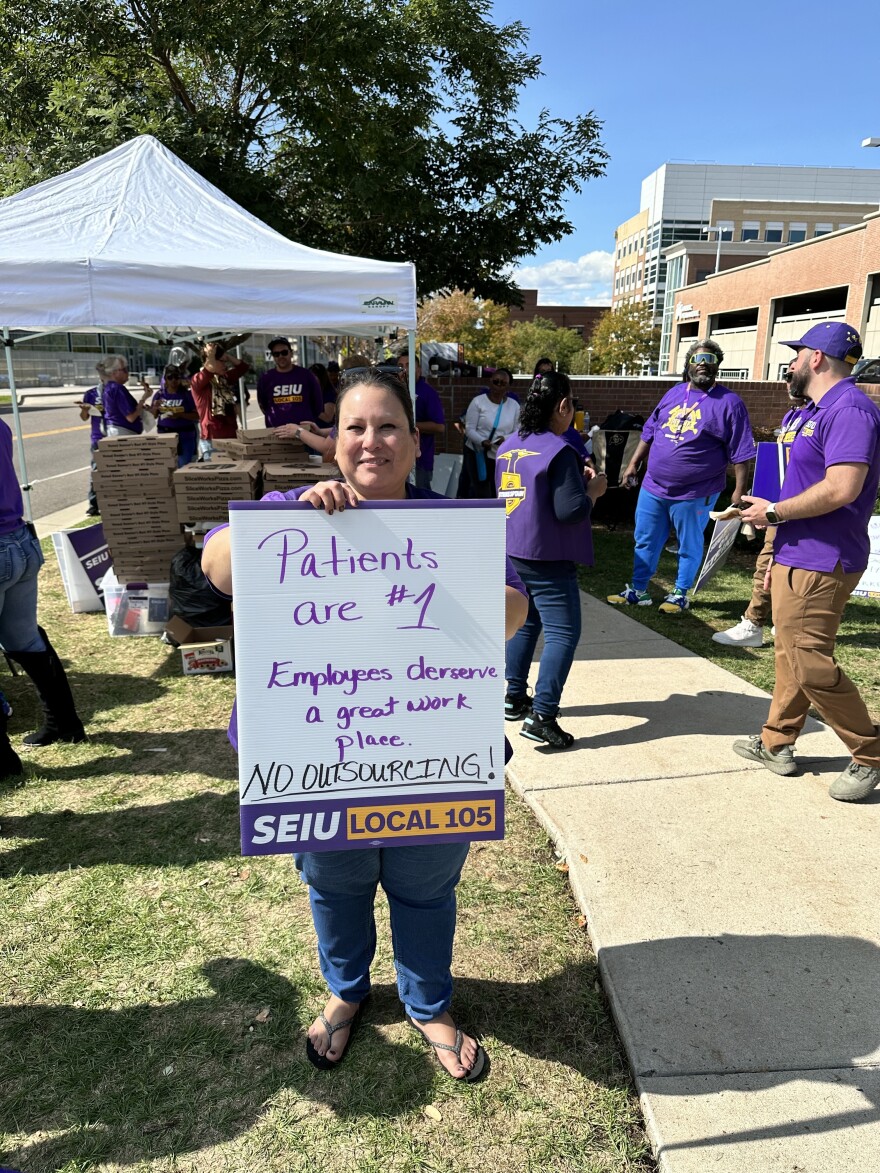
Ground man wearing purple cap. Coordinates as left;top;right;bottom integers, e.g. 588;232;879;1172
736;321;880;802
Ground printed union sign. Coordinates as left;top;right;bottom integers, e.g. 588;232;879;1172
229;499;507;854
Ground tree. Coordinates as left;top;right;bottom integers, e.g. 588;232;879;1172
589;304;660;374
416;290;510;366
498;317;587;375
0;0;608;303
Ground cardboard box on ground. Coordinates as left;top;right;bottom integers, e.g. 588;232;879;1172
164;616;234;674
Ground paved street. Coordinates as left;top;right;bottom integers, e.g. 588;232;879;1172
3;393;102;520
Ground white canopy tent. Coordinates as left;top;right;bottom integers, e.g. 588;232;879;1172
0;135;417;518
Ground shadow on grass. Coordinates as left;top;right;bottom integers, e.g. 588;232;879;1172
0;791;242;875
1;671;169;733
1;960;623;1171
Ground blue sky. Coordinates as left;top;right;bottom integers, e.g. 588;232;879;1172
495;0;880;304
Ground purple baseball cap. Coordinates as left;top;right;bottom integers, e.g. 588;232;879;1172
779;321;863;365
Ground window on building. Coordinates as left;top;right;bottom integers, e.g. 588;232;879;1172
741;222;760;241
695;269;711;283
716;221;734;241
764;222;784;243
787;223;807;243
814;223;833;236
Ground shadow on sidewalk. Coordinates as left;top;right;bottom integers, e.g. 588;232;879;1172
562;691;774;750
601;932;880;1150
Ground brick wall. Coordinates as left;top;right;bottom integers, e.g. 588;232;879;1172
426;375;880;456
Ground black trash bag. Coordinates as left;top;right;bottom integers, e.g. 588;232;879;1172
168;546;232;628
599;408;645;430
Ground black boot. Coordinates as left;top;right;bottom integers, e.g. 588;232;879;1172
6;627;86;747
0;694;23;778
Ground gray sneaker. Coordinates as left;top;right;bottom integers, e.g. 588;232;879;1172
733;734;798;776
829;761;880;803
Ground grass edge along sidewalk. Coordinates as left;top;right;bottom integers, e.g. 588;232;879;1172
580;524;880;724
0;541;654;1173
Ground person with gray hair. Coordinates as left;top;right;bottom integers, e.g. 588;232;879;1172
607;338;755;613
97;355;151;437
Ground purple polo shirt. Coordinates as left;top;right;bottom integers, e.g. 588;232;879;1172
83;385;105;443
102;380;143;434
774;378;880;574
151;385;197;433
415;378;445;472
257;367;324;428
0;418;24;535
641;381;756;500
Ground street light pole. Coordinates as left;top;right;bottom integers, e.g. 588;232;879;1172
587;346;593;375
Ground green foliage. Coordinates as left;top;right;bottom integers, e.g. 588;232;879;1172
497;316;587;374
590;303;660;374
416;289;510;366
0;0;608;302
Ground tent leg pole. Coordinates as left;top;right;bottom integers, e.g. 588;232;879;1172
236;344;247;428
3;329;33;523
407;329;416;416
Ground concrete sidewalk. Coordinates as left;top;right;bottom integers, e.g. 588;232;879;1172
506;593;880;1173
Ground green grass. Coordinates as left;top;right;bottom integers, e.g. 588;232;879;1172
0;544;654;1173
580;518;880;722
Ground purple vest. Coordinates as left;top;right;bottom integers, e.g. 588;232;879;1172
496;430;593;564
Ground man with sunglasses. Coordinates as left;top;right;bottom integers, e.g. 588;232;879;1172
607;338;755;613
397;353;445;490
735;322;880;803
257;336;324;432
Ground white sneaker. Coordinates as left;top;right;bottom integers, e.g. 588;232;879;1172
771;625;776;637
712;616;764;647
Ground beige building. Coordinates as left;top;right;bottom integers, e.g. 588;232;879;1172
611;209;649;309
669;209;880;379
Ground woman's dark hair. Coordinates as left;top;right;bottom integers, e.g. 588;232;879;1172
163;364;182;381
491;367;514;383
309;362;334;397
337;366;416;432
532;356;554;377
681;338;724;382
519;372;572;437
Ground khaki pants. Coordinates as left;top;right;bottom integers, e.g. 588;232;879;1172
763;562;880;766
743;528;776;626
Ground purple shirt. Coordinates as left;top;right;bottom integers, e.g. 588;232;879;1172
0;418;24;535
83;385;105;444
774;379;880;573
151;385;197;433
257;367;324;428
415;378;445;472
562;425;589;461
641;381;756;500
102;380;143;434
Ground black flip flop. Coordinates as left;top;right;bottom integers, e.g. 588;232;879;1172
305;997;367;1071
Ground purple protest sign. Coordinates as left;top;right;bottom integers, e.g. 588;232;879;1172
752;442;790;502
66;523;111;595
229;500;507;855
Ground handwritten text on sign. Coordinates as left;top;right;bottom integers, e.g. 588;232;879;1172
229;500;507;854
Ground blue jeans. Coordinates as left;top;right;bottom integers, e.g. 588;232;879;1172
632;487;719;593
0;525;46;653
295;843;469;1021
506;558;582;717
175;431;198;467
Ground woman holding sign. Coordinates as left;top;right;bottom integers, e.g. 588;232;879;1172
496;373;607;748
203;367;527;1082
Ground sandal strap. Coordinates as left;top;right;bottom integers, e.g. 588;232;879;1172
318;1012;356;1044
419;1024;463;1058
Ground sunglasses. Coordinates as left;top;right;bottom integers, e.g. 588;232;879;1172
271;349;291;358
688;352;719;366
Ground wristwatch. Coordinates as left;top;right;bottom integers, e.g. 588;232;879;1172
766;502;783;525
294;428;302;441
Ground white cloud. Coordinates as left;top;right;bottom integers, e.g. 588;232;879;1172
512;250;615;306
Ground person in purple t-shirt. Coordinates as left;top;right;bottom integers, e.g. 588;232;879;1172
397;353;446;490
146;365;200;466
257;336;324;431
76;374;106;516
735;322;880;803
98;354;151;436
0;417;85;779
607;338;756;613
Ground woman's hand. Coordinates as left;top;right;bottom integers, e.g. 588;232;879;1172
299;481;359;515
586;473;608;502
273;424;301;440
